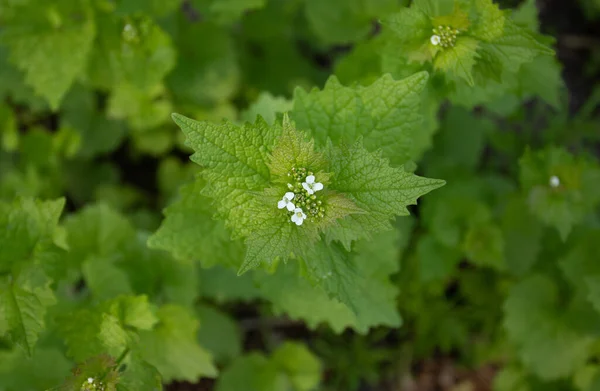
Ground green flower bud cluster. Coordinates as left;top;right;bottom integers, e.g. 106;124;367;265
286;167;326;220
289;166;308;183
432;25;460;48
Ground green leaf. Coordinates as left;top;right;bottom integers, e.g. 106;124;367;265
216;343;321;391
172;113;278;237
299;238;401;331
260;226;404;333
199;265;262;303
492;367;531;391
292;72;430;165
463;220;505;270
196;305;242;364
107;83;172;131
82;255;134;301
215;353;279;391
512;0;540;32
271;342;322;391
326;140;445;247
385;7;431;58
0;347;71;391
58;295;157;362
138;304;218;383
64;203;136;265
504;275;595;380
413;0;455;17
116;354;163;391
480;18;554;75
255;263;355;333
191;0;267;24
516;55;563;109
113;0;180;17
148;178;245;268
423;106;490;175
87;15;175;92
501;196;543;275
305;0;398;45
98;314;130;357
61;86;127;159
0;0;95;109
0;266;56;355
519;147;600;240
560;231;600;314
59;309;110;362
470;0;505;42
105;295;159;331
434;37;479;86
0;197;65;273
0;45;48;109
415;235;461;282
167;22;239;106
238;208;306;275
241;92;293;125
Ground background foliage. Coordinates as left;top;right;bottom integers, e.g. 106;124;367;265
0;0;599;390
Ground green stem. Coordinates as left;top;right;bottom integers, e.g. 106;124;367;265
114;347;130;367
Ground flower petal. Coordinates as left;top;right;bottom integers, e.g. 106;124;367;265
302;182;313;194
294;217;303;225
285;192;295;200
305;175;315;184
286;202;295;211
277;200;286;209
313;182;323;191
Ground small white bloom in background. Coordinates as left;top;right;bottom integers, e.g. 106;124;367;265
430;35;441;45
549;175;560;188
302;175;323;195
291;208;307;226
87;378;94;384
277;192;296;211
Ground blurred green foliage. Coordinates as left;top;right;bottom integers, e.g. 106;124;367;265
0;0;599;390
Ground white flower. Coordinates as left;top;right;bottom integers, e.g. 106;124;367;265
302;175;323;195
291;208;307;226
87;378;94;384
430;35;441;45
549;175;560;188
277;192;296;211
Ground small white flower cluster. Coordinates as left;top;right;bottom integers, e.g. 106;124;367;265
278;168;325;226
549;175;560;188
81;377;106;391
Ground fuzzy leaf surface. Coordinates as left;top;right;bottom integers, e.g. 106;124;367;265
138;304;218;383
172;113;278;238
292;73;429;165
0;0;95;109
504;275;595;380
326;141;445;248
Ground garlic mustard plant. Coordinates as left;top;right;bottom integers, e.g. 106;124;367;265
385;0;554;87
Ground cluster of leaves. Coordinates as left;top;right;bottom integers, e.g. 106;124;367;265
0;0;599;390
